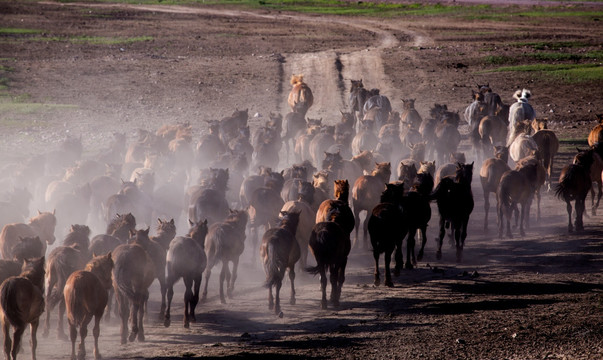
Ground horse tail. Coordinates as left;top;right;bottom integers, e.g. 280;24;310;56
264;241;284;288
113;260;137;301
430;177;454;201
541;133;553;172
0;279;27;328
555;166;576;200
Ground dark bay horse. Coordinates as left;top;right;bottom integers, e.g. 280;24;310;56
112;235;155;344
497;160;539;238
202;210;248;304
480;146;511;232
164;219;208;328
0;257;45;360
404;172;433;268
432;162;474;262
64;253;114;360
556;147;595;233
367;182;406;287
260;211;301;315
307;218;350;309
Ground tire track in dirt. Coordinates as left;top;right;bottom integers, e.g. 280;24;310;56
47;2;432;121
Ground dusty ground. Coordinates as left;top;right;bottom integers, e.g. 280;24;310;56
0;1;602;359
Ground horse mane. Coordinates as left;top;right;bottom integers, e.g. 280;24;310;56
290;74;304;85
20;257;45;291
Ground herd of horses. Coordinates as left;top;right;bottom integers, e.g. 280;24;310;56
0;74;599;360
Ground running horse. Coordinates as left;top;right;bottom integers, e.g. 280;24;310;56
288;74;313;117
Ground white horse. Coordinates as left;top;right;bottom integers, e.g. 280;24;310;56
510;134;538;163
507;89;536;146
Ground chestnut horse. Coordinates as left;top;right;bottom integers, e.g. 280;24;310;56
288;74;313;117
352;162;391;249
480;146;510;232
531;119;559;191
497;160;539;238
64;253;114;360
0;257;45;360
260;211;301;315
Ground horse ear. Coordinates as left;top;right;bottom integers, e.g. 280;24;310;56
188;219;194;226
37;210;41;215
457;162;462;168
170;219;174;225
157;218;162;224
144;227;150;235
203;219;208;226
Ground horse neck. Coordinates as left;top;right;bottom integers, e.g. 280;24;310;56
21;267;44;292
334;188;349;204
279;217;299;235
153;228;175;244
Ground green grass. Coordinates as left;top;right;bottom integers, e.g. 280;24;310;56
0;28;42;35
484;55;517;65
512;41;594;50
484;63;603;82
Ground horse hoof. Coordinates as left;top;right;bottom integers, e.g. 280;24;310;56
289;298;296;305
184;321;190;329
220;298;227;305
436;251;442;260
321;302;328;310
405;263;414;270
128;332;136;343
137;332;145;342
278;311;284;318
385;280;394;288
163;318;171;328
190;314;197;323
374;278;380;286
393;267;400;277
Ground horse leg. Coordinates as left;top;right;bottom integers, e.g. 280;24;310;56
483;191;490;233
219;262;228;304
595;180;602;216
138;290;148;342
565;199;573;233
58;298;68;340
227;258;239;299
164;275;175;328
77;315;92;360
30;319;40;360
274;277;283;315
286;266;296;306
506;205;513;239
384;251;393;287
158;270;167;320
454;225;462;263
128;300;139;343
373;251;381;286
183;276;193;329
201;262;213;303
318;266;328;309
353;209;361;250
92;314;102;360
405;228;415;270
394;232;405;275
520;202;526;237
417;226;428;262
3;319;11;360
104;288;113;323
329;264;338;306
11;325;25;360
436;216;445;260
576;199;585;232
43;275;57;338
459;218;469;263
69;320;77;360
190;275;201;324
362;213;369;250
268;283;274;311
337;258;348;306
115;291;129;344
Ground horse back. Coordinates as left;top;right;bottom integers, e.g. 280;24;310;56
352;176;384;210
112;244;154;297
309;222;348;267
64;270;108;323
588;124;603;147
0;276;45;326
166;236;207;277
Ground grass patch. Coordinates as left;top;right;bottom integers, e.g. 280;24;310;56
483;55;517;65
0;28;42;35
484;63;603;82
512;41;593;50
526;51;603;61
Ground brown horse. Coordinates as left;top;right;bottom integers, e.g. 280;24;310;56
587;113;603;146
105;213;136;243
281;182;315;271
64;253;114;360
43;225;91;339
202;210;248;304
0;210;56;260
112;232;155;344
316;179;355;241
349;79;371;126
260;211;301;315
497;160;539;238
404;171;434;268
400;99;422;130
368;182;406;286
516;155;546;225
288;74;313;117
307;219;349;309
478;105;509;157
0;257;45;360
164;219;208;328
434;111;463;166
480;147;511;232
0;260;21;286
531;118;560;191
556;147;596;232
248;176;285;263
352;162;391;249
435;152;466;186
